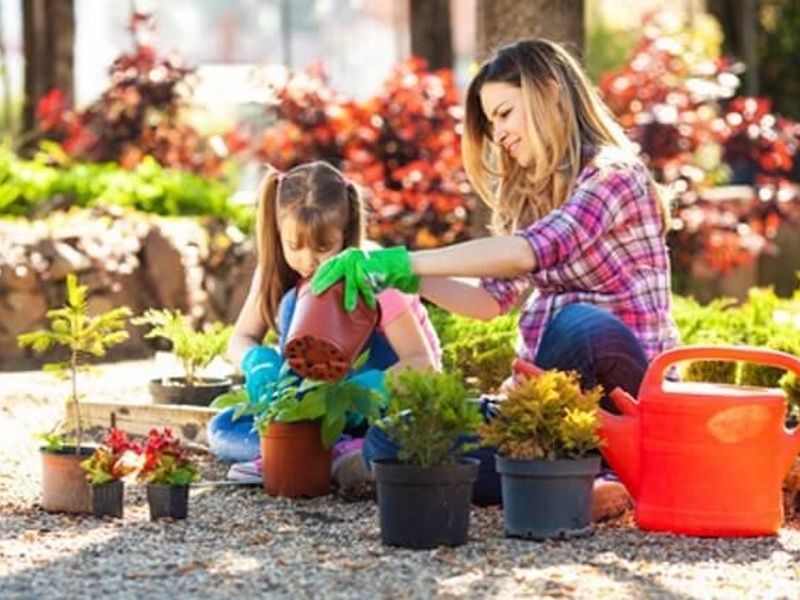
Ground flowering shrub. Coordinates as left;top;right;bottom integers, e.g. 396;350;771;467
242;59;471;249
36;13;226;177
599;13;800;279
138;427;199;485
80;428;142;485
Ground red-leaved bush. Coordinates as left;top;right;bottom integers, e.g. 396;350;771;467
36;13;225;177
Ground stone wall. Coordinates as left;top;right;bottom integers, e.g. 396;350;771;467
0;206;255;370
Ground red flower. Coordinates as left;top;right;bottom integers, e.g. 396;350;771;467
36;89;68;130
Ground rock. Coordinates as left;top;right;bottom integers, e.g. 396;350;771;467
36;239;91;282
0;263;39;292
0;290;47;337
226;253;256;323
142;227;188;311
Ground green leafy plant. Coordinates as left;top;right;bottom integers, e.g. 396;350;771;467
17;273;132;453
80;428;143;485
480;370;603;460
681;332;739;384
739;335;800;388
138;427;199;485
132;308;232;386
0;145;249;230
429;305;518;393
34;431;70;453
212;352;384;448
379;368;482;468
780;372;800;425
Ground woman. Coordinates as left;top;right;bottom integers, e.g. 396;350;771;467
313;39;680;519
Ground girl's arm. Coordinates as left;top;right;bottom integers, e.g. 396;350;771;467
410;235;536;278
382;302;440;373
419;277;501;321
228;269;269;367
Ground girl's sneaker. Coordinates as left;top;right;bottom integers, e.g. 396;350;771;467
331;437;372;491
226;457;263;484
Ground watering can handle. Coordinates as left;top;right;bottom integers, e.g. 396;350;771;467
644;345;800;389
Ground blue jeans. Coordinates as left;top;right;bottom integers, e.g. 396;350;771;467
362;303;649;505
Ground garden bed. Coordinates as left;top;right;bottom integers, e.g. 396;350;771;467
1;360;799;598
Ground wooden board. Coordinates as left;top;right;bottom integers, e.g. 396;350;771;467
70;401;219;445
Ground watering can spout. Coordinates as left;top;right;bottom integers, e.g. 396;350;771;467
598;387;641;498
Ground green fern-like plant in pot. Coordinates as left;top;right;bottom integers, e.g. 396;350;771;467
211;351;385;498
480;369;603;540
17;273;132;514
132;308;233;406
372;368;483;549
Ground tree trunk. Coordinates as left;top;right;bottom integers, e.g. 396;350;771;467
707;0;758;95
409;0;453;70
476;0;584;61
22;0;75;136
469;0;585;238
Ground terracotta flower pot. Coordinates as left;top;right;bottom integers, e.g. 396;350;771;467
284;280;379;381
40;446;94;514
260;421;332;498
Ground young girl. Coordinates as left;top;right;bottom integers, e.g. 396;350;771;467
313;39;680;519
210;161;441;487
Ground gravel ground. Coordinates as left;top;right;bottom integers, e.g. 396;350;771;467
1;361;799;599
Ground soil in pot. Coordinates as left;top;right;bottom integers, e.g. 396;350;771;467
261;421;332;498
496;455;600;540
92;480;124;519
148;376;232;406
146;483;190;520
41;445;95;514
373;458;479;549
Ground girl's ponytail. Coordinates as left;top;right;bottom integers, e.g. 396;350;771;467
256;168;298;332
344;181;364;249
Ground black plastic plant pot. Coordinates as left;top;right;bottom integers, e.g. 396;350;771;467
146;483;190;520
496;455;601;540
373;458;479;549
92;480;124;519
148;377;232;406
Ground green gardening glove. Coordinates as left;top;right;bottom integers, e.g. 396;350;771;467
311;246;419;311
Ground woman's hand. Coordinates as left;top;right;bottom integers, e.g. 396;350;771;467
311;246;419;311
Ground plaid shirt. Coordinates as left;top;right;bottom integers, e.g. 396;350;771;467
480;150;679;363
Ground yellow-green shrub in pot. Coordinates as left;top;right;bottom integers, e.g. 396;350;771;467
481;370;603;540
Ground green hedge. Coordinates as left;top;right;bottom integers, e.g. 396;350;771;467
0;146;250;230
428;282;800;411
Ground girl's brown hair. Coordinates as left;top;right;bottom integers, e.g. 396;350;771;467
462;38;670;234
256;161;363;332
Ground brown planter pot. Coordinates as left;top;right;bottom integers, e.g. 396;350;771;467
284;280;379;381
260;421;332;498
148;376;232;406
41;446;94;514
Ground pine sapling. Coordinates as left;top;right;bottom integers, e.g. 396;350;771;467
17;274;132;454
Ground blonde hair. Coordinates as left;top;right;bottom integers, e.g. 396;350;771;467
256;161;363;331
462;38;669;234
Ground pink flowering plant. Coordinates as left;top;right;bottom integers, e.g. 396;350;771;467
137;427;199;485
80;428;143;485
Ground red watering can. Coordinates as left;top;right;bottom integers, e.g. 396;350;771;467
599;345;800;537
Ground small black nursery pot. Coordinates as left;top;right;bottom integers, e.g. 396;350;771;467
146;483;190;520
92;480;124;519
373;458;479;549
